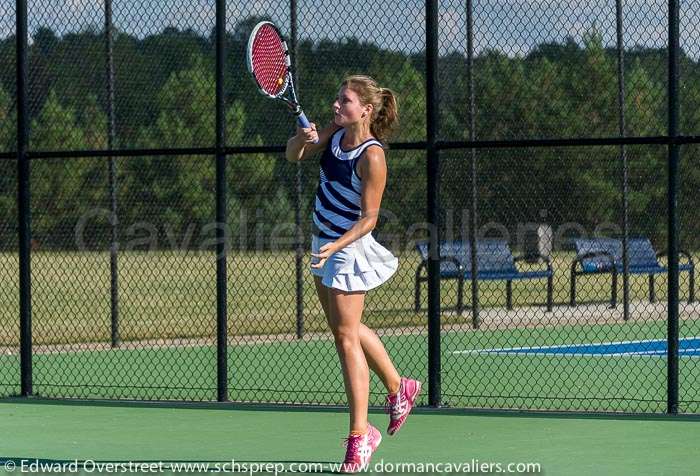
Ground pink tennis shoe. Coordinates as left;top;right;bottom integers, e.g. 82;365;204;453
340;424;382;473
385;377;422;435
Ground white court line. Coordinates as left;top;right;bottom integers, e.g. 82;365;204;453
451;336;700;355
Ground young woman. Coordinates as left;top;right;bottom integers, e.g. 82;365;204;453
285;75;421;473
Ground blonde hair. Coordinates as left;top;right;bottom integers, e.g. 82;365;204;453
341;75;399;143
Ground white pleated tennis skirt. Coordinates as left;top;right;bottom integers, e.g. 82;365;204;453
310;233;399;292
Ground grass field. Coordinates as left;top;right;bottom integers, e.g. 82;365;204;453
0;250;696;344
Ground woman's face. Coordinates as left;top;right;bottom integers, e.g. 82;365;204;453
333;86;369;127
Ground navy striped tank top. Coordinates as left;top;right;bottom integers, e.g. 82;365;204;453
312;128;383;239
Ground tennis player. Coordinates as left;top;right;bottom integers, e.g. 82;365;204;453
285;75;421;473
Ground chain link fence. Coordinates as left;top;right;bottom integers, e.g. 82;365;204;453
0;0;17;397
440;145;677;412
680;145;700;413
0;0;698;413
29;155;218;400
681;0;700;136
0;157;18;398
438;0;671;142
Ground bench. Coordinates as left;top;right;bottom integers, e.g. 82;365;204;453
415;239;553;313
570;237;695;306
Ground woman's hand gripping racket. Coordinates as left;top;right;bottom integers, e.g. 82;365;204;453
246;21;317;142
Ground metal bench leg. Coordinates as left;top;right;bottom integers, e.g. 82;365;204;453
414;276;421;312
690;269;695;304
457;276;464;314
506;281;513;310
547;276;553;312
570;273;576;307
611;271;618;308
471;282;480;330
649;275;655;303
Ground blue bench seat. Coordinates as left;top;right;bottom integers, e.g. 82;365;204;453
415;239;553;313
570;237;695;306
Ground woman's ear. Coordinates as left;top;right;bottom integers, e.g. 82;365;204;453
363;104;373;118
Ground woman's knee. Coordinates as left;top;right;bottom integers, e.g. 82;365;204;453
331;326;360;351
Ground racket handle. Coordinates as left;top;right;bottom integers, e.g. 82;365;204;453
297;112;318;143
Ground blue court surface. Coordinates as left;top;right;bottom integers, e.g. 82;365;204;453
454;337;700;357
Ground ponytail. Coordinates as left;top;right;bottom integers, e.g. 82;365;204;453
370;88;399;143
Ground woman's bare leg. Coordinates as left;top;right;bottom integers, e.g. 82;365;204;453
315;277;401;395
326;285;368;433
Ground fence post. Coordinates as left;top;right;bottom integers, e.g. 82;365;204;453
466;0;479;330
104;0;120;347
291;0;304;339
615;0;630;322
16;0;32;397
215;0;228;402
426;0;441;407
667;0;680;415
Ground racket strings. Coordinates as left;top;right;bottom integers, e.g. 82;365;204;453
251;25;288;96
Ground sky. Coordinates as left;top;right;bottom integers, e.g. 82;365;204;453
0;0;698;58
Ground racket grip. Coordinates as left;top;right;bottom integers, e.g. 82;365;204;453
297;112;318;143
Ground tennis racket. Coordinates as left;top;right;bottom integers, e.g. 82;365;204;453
246;21;315;138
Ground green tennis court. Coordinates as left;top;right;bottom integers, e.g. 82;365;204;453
2;316;700;410
2;399;699;475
